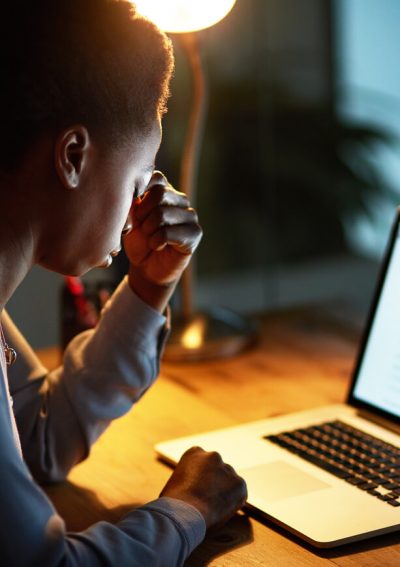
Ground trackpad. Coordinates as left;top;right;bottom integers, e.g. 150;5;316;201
241;460;331;502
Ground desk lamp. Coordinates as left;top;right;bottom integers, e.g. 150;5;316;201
135;0;256;360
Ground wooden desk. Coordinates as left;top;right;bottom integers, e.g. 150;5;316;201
39;307;400;566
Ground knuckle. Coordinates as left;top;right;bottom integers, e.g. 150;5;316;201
152;170;168;185
207;450;223;464
223;463;235;474
168;187;190;205
237;477;248;497
180;193;190;206
187;207;199;223
187;224;203;251
194;222;203;239
184;445;203;456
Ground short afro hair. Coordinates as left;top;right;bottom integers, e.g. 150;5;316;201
0;0;174;170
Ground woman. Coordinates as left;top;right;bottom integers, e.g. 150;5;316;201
0;1;247;565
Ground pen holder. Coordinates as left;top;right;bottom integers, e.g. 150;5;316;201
60;277;116;349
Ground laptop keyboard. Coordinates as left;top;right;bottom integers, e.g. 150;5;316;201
265;420;400;507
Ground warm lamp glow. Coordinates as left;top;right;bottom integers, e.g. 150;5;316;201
181;319;205;350
134;0;237;33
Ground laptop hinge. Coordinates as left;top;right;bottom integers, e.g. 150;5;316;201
356;409;400;437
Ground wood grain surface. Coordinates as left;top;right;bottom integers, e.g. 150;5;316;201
39;305;400;566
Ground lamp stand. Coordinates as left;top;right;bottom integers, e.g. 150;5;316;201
163;33;257;362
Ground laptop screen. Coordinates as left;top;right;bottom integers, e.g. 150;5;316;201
350;214;400;420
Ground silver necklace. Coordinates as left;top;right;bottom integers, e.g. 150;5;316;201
0;323;17;366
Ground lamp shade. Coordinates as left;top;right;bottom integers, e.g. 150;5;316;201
134;0;237;33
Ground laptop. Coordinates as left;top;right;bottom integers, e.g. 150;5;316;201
156;208;400;548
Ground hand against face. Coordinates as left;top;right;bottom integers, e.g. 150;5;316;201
124;171;202;287
160;447;248;530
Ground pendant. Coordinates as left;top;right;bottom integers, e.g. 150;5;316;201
4;346;17;366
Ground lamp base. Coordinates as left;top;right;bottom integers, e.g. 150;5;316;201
163;307;257;362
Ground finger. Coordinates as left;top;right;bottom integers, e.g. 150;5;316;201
222;463;237;475
235;476;248;504
136;171;168;201
134;184;190;223
148;224;203;254
181;446;205;459
139;206;199;237
221;463;247;498
148;170;169;188
204;450;224;465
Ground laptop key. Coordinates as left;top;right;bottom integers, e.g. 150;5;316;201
346;476;366;486
357;482;378;491
381;482;399;490
378;494;396;501
363;473;382;481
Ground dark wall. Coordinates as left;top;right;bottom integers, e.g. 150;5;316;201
158;0;337;276
157;0;391;277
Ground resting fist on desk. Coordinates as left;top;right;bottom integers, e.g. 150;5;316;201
160;447;248;530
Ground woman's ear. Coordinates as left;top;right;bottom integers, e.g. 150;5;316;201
54;125;91;189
